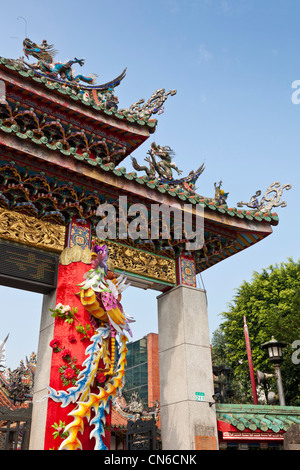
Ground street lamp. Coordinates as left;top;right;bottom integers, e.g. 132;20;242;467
261;336;287;406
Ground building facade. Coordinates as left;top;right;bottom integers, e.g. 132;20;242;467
122;333;160;408
113;334;300;451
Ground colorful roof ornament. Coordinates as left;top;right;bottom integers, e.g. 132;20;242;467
131;142;205;195
113;391;160;422
22;37;108;87
2;38;176;124
119;88;177;121
213;180;229;205
237;182;292;213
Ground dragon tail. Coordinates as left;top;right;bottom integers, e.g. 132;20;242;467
59;334;128;450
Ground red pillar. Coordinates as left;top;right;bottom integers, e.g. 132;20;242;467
43;218;111;449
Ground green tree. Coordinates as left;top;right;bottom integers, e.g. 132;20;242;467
212;258;300;405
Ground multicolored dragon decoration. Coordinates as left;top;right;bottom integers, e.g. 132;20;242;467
131;142;205;195
132;142;182;180
22;38;97;85
3;38;176;118
42;244;134;450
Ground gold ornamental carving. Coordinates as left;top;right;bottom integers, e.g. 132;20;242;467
0;208;65;253
94;238;176;285
59;245;92;265
0;208;176;284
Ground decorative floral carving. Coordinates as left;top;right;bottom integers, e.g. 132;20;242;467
0;207;65;252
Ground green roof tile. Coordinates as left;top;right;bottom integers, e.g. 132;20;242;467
0;60;157;130
0;117;280;226
216;404;300;433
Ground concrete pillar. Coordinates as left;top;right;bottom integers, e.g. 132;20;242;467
29;288;56;450
157;285;218;450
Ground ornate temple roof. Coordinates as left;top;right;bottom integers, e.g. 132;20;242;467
0;122;285;277
111;402;300;439
0;39;292;278
217;403;300;435
0;131;280;225
0;37;178;159
111;406;128;431
0;384;16;409
0;57;158;132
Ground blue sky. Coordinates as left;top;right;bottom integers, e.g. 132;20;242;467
0;0;299;369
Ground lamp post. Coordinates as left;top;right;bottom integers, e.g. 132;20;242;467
261;336;287;406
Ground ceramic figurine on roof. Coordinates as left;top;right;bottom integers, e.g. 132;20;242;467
170;165;206;195
148;142;182;179
22;38;97;85
214;181;229;205
131;142;205;195
113;390;160;422
119;88;177;120
8;355;37;403
9;37;126;99
132;142;181;180
2;37;176;122
237;182;292;213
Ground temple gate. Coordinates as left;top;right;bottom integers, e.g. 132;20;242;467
0;39;291;450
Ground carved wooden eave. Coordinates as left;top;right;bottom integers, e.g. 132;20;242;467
0;133;276;281
0;64;154;165
0;134;275;285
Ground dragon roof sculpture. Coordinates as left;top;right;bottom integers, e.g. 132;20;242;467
131;142;205;196
237;182;292;213
1;37;176;121
21;37;115;88
130;143;293;217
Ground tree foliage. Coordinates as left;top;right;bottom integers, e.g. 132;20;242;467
211;258;300;405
